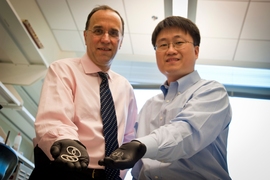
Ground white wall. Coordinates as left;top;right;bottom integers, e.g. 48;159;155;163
126;90;270;180
227;97;270;179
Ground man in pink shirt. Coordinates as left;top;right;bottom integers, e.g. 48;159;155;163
29;5;137;180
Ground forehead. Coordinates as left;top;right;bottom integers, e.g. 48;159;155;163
156;27;190;41
89;10;122;30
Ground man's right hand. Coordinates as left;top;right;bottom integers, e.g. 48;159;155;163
50;139;89;170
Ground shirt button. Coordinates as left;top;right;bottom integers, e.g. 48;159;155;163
155;176;159;179
160;117;163;121
178;92;181;95
166;100;170;103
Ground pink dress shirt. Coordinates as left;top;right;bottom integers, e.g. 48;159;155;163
34;53;137;170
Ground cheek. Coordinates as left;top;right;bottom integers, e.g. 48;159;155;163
86;36;100;46
156;55;164;71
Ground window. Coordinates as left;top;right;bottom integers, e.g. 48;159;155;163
126;89;270;179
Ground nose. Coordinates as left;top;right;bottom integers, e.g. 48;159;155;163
167;43;177;52
168;43;176;49
100;32;110;42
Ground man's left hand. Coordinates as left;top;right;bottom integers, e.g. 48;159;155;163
98;140;146;169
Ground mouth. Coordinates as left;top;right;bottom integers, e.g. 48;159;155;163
98;47;111;51
166;58;179;62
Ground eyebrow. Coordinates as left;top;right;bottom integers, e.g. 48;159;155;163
92;25;120;32
157;35;184;42
92;25;103;29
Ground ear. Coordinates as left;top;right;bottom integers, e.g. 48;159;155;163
118;37;123;50
194;45;199;59
83;30;87;45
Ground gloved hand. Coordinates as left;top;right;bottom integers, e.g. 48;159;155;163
98;140;146;169
50;139;89;170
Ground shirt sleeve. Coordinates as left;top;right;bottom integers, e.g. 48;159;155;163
122;84;138;144
137;81;232;162
34;62;79;160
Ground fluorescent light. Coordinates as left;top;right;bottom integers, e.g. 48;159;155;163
172;0;188;18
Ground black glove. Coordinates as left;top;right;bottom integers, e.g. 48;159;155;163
98;140;146;169
50;139;89;170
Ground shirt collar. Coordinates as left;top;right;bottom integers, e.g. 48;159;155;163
160;70;201;96
177;70;201;93
81;53;113;79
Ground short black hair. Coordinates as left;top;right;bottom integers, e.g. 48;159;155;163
152;16;200;48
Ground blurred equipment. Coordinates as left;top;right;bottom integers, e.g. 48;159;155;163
12;133;22;152
0;143;18;180
9;162;32;180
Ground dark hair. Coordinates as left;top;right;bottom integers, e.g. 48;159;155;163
84;5;124;35
151;16;200;48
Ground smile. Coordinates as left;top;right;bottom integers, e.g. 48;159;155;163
98;47;111;51
166;58;179;62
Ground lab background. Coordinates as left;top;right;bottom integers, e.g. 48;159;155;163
0;0;269;179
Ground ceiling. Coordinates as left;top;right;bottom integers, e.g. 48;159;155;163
36;0;270;69
0;0;270;141
33;0;270;68
1;0;270;86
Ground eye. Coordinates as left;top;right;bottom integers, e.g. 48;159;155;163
159;43;168;47
93;29;103;35
109;30;119;37
175;41;185;46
